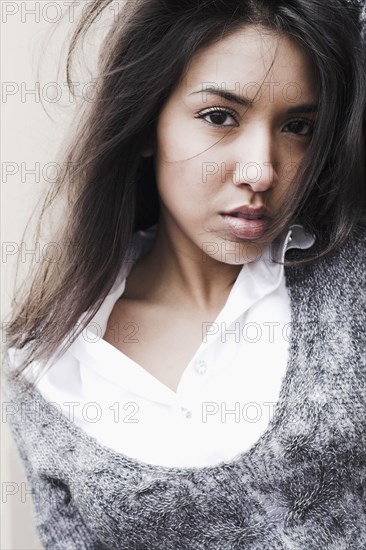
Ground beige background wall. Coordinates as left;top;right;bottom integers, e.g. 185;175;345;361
1;2;117;547
2;5;73;548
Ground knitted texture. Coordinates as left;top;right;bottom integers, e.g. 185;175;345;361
3;219;366;550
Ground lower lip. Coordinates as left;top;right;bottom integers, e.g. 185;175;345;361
221;214;268;239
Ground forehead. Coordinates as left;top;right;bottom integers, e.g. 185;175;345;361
181;25;318;101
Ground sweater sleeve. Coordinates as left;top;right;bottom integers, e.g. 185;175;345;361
3;372;106;550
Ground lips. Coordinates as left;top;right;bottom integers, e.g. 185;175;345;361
221;205;272;220
220;204;272;239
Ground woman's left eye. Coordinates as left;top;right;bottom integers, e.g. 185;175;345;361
194;107;238;127
194;108;315;136
283;119;315;137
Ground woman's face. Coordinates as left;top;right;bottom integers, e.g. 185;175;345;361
147;25;318;264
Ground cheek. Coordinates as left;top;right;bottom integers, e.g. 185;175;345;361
156;169;221;233
279;142;308;172
279;151;307;191
155;142;219;210
156;110;198;161
154;114;221;222
157;179;210;224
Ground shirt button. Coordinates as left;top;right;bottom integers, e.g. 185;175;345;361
194;360;208;375
181;407;192;419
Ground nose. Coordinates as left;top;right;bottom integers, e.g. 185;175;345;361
230;128;277;192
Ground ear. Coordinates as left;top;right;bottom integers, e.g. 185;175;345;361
141;134;154;158
141;143;153;158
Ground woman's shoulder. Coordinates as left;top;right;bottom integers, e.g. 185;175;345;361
350;209;366;239
338;214;366;264
285;214;365;302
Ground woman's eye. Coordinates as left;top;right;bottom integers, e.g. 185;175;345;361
195;108;238;127
283;119;315;137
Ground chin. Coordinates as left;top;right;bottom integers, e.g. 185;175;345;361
201;240;264;265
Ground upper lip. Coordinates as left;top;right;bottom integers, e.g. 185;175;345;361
221;205;273;219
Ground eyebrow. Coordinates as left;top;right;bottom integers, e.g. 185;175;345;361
189;87;318;114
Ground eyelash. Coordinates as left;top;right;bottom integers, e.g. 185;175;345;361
194;105;315;137
194;105;239;126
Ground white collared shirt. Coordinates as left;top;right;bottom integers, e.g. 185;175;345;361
18;223;315;468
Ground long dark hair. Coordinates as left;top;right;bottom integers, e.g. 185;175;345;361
3;0;366;387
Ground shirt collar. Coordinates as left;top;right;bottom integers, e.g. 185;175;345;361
269;221;316;264
67;222;316;355
135;220;316;266
208;221;315;333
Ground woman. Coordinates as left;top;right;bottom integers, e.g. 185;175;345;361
3;0;366;548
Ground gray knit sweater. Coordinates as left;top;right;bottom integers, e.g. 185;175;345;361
3;220;366;550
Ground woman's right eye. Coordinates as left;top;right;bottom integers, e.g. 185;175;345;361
194;107;239;127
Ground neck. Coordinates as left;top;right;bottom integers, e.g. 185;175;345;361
129;219;243;311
